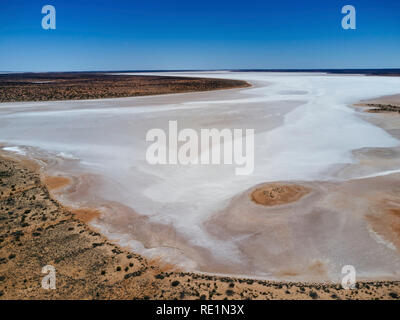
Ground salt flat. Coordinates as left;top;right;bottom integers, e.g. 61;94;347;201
1;72;400;281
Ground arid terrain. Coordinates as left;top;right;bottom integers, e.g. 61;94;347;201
0;72;250;102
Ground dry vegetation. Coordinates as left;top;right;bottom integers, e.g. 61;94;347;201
355;94;400;113
0;73;250;102
362;104;400;113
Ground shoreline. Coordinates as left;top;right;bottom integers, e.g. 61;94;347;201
1;152;399;299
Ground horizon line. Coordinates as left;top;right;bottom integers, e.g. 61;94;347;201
2;68;400;74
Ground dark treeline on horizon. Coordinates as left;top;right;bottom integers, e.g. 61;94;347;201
2;69;400;76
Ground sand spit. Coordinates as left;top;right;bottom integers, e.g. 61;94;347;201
0;155;399;300
356;94;400;113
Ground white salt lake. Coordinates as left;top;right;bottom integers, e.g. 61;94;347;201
1;72;400;281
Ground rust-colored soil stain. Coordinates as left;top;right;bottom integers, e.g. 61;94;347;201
367;199;400;251
70;208;102;223
44;176;71;190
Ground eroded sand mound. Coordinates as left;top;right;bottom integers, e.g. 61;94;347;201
250;183;310;206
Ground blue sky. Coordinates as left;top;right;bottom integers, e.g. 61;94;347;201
0;0;399;71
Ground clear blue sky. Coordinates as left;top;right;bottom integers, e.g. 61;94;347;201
0;0;399;71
